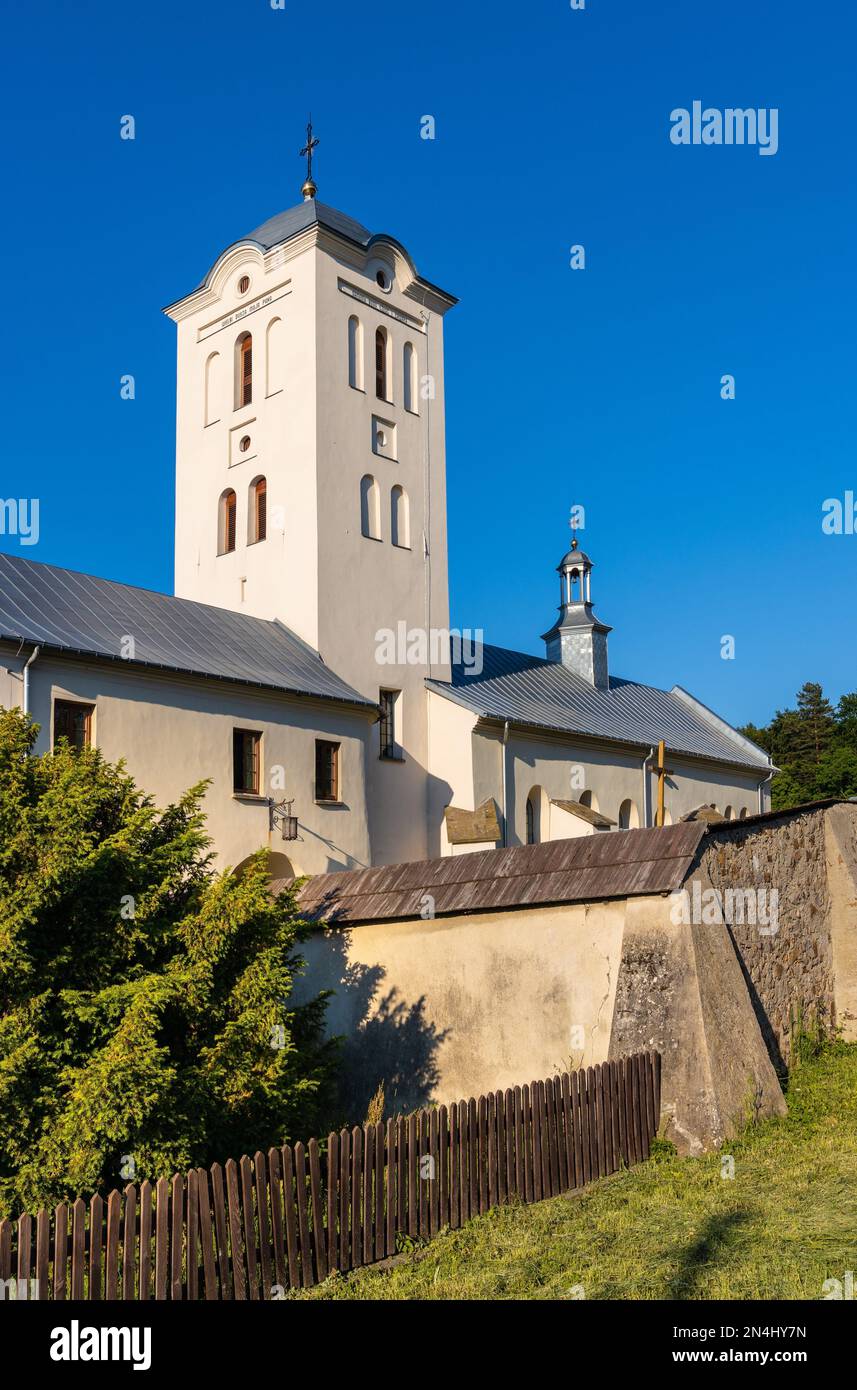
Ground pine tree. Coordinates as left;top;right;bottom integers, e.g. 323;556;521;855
795;682;836;764
0;708;338;1219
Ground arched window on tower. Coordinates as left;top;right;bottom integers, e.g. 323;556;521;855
391;485;410;548
249;477;267;543
265;317;284;397
617;798;639;830
219;489;237;554
348;315;364;390
204;351;221;426
236;332;253;408
360;475;381;540
375;327;390;401
403;341;418;413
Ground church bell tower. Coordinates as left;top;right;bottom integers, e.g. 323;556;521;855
163;130;458;863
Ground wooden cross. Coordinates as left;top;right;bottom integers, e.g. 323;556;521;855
300;119;319;183
653;739;673;828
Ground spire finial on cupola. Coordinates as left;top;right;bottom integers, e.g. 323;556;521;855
299;117;319;201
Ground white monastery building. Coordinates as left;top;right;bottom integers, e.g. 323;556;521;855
0;164;774;877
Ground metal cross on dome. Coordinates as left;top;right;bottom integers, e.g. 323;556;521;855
299;118;319;197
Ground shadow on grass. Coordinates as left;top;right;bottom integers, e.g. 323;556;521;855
667;1209;754;1299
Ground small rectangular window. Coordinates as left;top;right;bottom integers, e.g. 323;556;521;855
54;699;94;750
233;728;261;794
315;740;340;802
379;690;400;760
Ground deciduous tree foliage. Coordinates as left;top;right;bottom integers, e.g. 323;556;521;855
0;708;338;1219
741;683;857;810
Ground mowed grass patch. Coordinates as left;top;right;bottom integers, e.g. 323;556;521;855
300;1046;857;1301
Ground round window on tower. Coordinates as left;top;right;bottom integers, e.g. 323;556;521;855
239;435;251;453
238;275;251;295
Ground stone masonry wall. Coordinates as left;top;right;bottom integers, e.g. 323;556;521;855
696;807;834;1070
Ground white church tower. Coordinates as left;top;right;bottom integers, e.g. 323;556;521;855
164;130;458;863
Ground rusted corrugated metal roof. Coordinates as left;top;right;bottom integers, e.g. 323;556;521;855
280;823;707;926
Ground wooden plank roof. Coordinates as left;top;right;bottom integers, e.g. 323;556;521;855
280;823;707;926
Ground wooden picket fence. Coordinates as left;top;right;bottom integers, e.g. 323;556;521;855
0;1051;660;1300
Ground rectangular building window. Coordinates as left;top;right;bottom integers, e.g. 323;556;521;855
53;699;94;750
379;689;400;760
315;739;340;802
233;728;261;794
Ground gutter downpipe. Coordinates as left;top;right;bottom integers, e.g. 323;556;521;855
758;760;775;814
641;746;655;827
502;720;511;846
22;644;40;717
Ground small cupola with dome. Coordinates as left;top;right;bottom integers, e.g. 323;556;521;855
541;533;612;688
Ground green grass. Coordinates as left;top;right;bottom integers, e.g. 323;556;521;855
300;1045;857;1300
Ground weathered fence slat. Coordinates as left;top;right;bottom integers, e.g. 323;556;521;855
324;1135;339;1276
254;1152;272;1300
105;1191;121;1301
138;1182;152;1301
280;1145;300;1291
362;1125;374;1267
210;1164;231;1300
170;1174;184;1300
195;1169;218;1301
238;1156;257;1301
294;1142;314;1289
154;1178;169;1300
225;1160;245;1301
122;1185;137;1302
308;1139;328;1286
36;1208;50;1300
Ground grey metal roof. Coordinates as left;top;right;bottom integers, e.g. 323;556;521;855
0;552;375;711
426;643;770;772
243;200;372;252
285;822;707;924
179;200;373;297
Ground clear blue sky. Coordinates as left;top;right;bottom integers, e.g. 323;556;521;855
1;0;854;727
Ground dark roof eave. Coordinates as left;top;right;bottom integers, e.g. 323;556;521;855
0;634;379;716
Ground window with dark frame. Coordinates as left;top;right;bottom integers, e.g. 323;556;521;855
233;728;261;795
315;739;340;802
53;699;94;751
255;478;267;542
379;689;399;760
375;327;387;400
239;334;253;407
221;489;237;554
